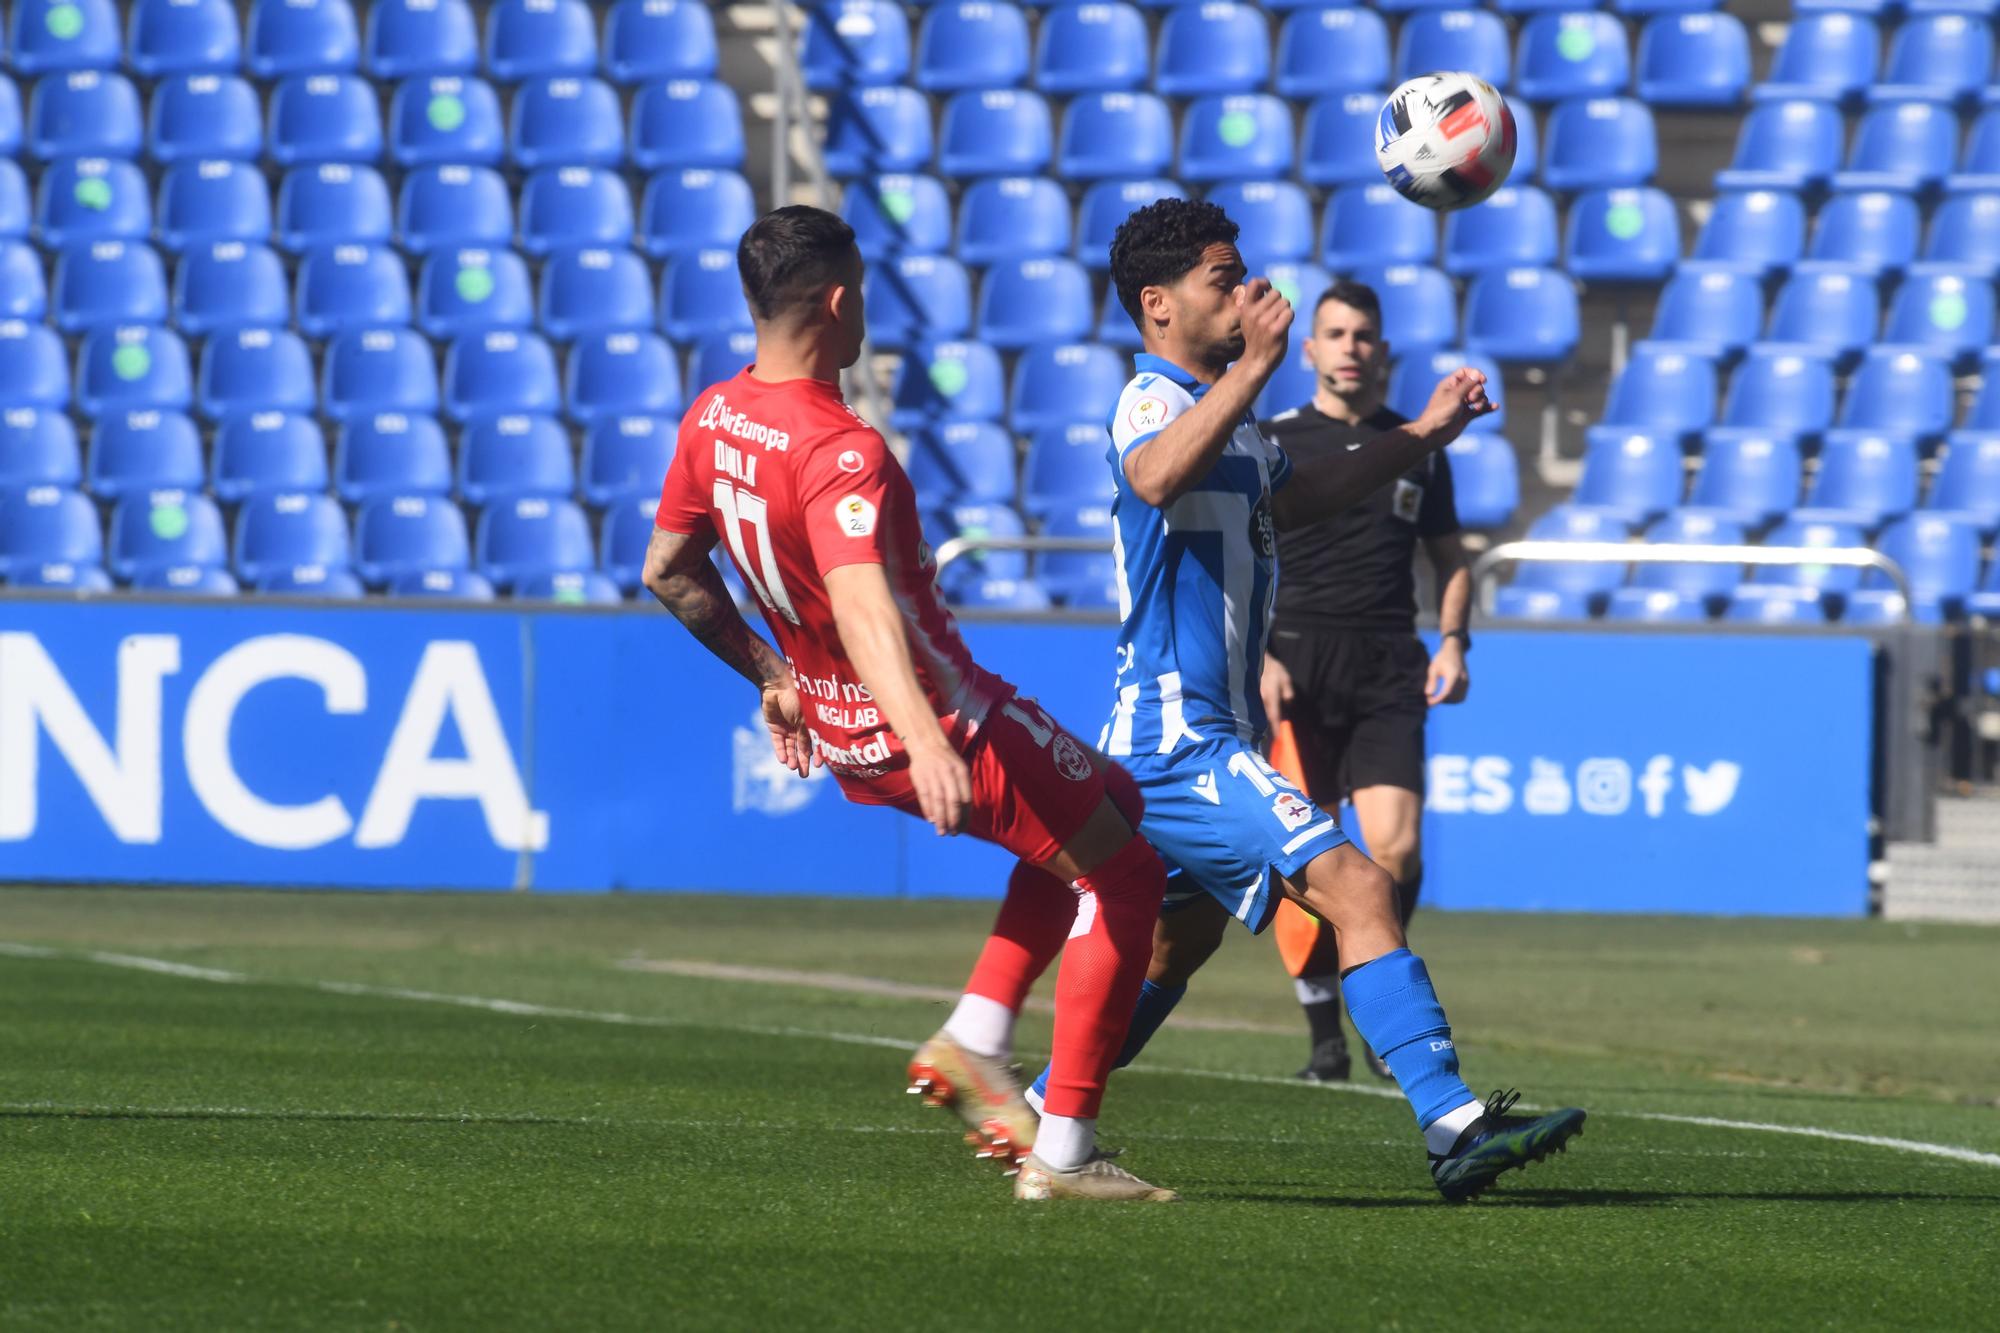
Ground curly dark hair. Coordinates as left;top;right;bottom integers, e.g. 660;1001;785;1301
1108;197;1241;331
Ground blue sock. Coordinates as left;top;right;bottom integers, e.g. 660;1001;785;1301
1340;948;1475;1130
1028;979;1188;1107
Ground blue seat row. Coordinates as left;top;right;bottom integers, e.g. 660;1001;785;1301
1720;95;2000;200
1694;185;2000;280
1762;12;1997;107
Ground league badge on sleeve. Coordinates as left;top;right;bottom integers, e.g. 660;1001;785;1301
837;494;878;537
1127;396;1169;434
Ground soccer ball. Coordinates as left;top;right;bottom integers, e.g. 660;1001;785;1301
1375;72;1517;212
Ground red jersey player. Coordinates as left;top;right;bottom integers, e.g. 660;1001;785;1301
643;206;1175;1202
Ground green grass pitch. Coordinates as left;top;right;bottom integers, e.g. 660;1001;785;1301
0;887;1995;1330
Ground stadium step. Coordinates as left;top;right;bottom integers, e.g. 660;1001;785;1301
1883;792;2000;924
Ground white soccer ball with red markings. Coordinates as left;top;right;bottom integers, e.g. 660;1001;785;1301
1375;72;1517;212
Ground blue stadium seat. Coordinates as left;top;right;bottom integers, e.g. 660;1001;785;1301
1715;98;1843;194
1389;349;1506;435
129;562;237;593
388;74;503;167
247;0;358;77
1635;13;1750;108
1443;433;1520;528
458;413;574;506
396;164;511;256
520;167;633;256
976;256;1092;351
1010;343;1124;438
0;240;45;320
1319;184;1436;270
1878;14;1992;105
1725;585;1828;623
1838;348;1954;440
268;73;382;166
1750;512;1867;595
1831;98;1959;196
1355;263;1459;358
1690;428;1803;525
1759;12;1876;106
659;247;754;344
641;168;755;259
1765;262;1878;367
821;85;932;177
321;327;439;421
158;160;271;252
366;0;477;77
1464;267;1578;363
417;246;534;338
1252;329;1316;419
54;241;167;333
1508;95;1542;183
685;328;756;398
1967;347;2000;429
1599;344;1716;442
391;568;493;599
1036;503;1116;609
1076;179;1185;270
1629;509;1746;603
444;330;561;422
1394;10;1511;89
1648;263;1762;363
957;176;1071;266
926;502;1028;593
256;564;362;596
27;71;142;159
354;493;471;585
11;0;120;74
1605;587;1707;622
539;247;655;340
1807;429;1920;526
917;1;1029;92
580;414;673;507
1036;1;1147;94
519;567;622;603
508;76;623;169
1210;181;1313;267
802;0;912;90
631;79;746;171
148;74;262;163
1927;431;2000;532
1926;189;2000;272
171;242;285;339
891;339;1003;427
907;421;1016;504
478;495;594;589
1575;427;1684;523
211;411;328;504
197;327;315;421
36;157;149;247
1950;108;2000;192
1883;266;1994;370
87;409;203;502
296;244;411;338
0;159;24;237
951;576;1051;611
1180;94;1293;184
1516;13;1629;103
1865;512;1982;619
234;491;352;584
605;0;718;84
1442;186;1559;277
1693;189;1805;279
78;326;192;416
1721;346;1836;436
106;489;226;581
0;408;79;489
864;254;972;351
0;486;101;579
7;558;114;589
1300;93;1385;189
938;89;1052;177
1157;2;1270;96
566;330;681;423
1058;92;1173;181
1508;504;1629;606
843;173;951;261
486;0;597;81
1275;8;1388;99
0;322;70;408
129;0;240;76
1022;422;1115;515
333;411;451;504
598;494;660;594
1543;98;1658;192
276;163;392;251
1807;190;1921;276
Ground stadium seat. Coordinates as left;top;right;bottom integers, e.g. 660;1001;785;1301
131;563;233;593
129;0;240;78
1951;108;2000;192
1076;179;1185;270
1629;509;1746;603
605;0;717;84
1807;430;1920;527
0;409;80;489
486;0;597;81
332;412;452;504
1599;344;1716;443
36;158;149;249
943;176;1059;267
566;330;681;423
256;563;363;596
0;240;45;320
1389;349;1506;435
1928;432;2000;532
10;0;120;74
321;327;438;421
1765;262;1878;367
268;73;382;166
916;1;1029;93
1924;189;2000;272
1319;185;1436;271
1832;98;1959;197
598;494;662;594
456;412;575;507
1394;10;1510;89
1494;588;1596;620
1181;94;1293;184
1543;98;1658;192
0;486;101;579
801;0;911;90
951;577;1052;611
1648;263;1762;363
1209;181;1314;268
396;165;512;256
417;247;534;339
520;168;633;257
659;247;754;344
354;493;471;585
1749;512;1867;595
0;159;25;237
1035;1;1148;94
1721;347;1836;437
388;75;503;167
444;330;561;422
927;502;1028;593
158;160;271;252
1157;2;1270;96
365;0;477;77
211;411;328;504
27;71;142;159
581;414;674;508
1508;95;1542;182
1058;92;1173;181
148;74;262;163
1715;99;1843;194
1693;190;1805;279
1759;12;1876;106
197;327;315;421
1865;512;1982;619
1355;263;1459;358
275;163;392;251
0;323;70;408
1838;348;1954;440
1022;423;1115;516
908;421;1016;504
51;238;166;336
1508;504;1630;605
539;248;655;341
478;495;594;590
295;244;411;338
1605;587;1707;622
508;76;623;169
1253;331;1316;420
821;86;932;177
247;0;358;77
1575;427;1684;523
519;567;622;603
1300;93;1387;189
77;326;192;416
1275;8;1389;99
976;257;1093;351
1878;14;1992;105
685;328;756;398
641;169;755;259
1442;432;1519;528
1464;267;1577;363
390;568;492;599
1635;13;1750;107
1690;428;1803;525
891;339;1003;427
1010;342;1127;436
1724;585;1828;623
864;255;973;351
1568;188;1683;284
1883;266;1994;370
1442;187;1559;277
843;173;950;261
630;79;746;171
1966;348;2000;429
87;409;203;502
1807;190;1921;276
104;488;226;583
1036;504;1115;609
234;491;352;584
938;89;1051;178
1515;13;1629;103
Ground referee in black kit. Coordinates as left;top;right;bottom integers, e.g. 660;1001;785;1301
1258;280;1475;1082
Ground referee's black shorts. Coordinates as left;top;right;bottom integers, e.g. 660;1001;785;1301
1268;624;1429;806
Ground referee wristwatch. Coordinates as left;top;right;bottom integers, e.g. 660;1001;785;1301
1441;629;1472;652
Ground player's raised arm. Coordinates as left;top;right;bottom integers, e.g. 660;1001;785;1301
1270;368;1494;531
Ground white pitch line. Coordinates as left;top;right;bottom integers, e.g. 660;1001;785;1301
6;941;1998;1171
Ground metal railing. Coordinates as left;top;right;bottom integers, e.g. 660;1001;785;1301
933;534;1112;572
1471;542;1914;620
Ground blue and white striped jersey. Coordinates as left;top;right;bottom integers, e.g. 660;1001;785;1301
1099;352;1294;759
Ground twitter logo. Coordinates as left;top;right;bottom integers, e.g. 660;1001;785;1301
1682;761;1741;816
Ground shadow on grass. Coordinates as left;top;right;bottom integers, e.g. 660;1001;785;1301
1205;1187;2000;1208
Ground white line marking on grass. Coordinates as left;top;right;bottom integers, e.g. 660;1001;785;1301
8;942;1999;1171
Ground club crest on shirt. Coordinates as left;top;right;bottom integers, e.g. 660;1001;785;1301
837;448;865;473
1052;733;1093;782
1127;396;1169;433
1272;792;1314;831
837;494;877;537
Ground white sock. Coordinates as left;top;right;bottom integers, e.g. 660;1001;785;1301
1035;1114;1096;1171
942;993;1014;1059
1424;1099;1484;1156
1023;1081;1044;1115
1293;974;1339;1006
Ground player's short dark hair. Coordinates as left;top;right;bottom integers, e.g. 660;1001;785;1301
737;205;859;322
1313;280;1383;331
1109;197;1241;329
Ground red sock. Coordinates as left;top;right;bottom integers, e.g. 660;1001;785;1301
1042;835;1166;1119
962;858;1077;1012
